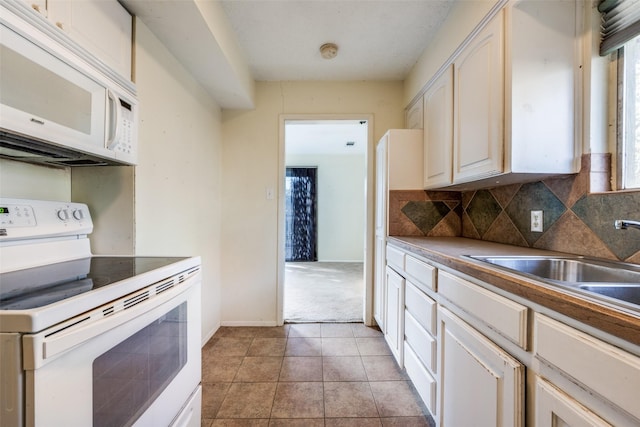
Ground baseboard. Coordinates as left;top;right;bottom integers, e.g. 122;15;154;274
221;320;279;327
201;325;218;347
312;260;364;263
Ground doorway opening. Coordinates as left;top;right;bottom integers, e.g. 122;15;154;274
280;118;371;323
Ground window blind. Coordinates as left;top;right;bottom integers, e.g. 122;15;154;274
599;0;640;55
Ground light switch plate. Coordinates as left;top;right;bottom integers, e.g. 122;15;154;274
266;187;275;200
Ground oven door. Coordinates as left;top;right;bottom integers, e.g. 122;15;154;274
21;273;201;427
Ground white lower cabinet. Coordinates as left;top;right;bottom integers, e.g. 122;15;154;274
535;378;611;427
438;306;524;427
534;313;640;425
404;340;437;416
404;279;438;418
384;243;640;426
384;266;404;366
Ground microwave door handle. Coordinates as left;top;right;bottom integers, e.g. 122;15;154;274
106;89;122;150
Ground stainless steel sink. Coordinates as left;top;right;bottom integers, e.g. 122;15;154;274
465;255;640;309
578;284;640;305
468;256;640;284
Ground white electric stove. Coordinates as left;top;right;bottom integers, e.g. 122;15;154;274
0;198;202;427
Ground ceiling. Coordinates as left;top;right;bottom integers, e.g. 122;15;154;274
219;0;454;81
123;0;455;108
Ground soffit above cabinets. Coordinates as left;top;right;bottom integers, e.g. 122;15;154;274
121;0;455;110
121;0;255;109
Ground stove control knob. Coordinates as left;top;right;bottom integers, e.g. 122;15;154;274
72;209;84;220
57;209;70;221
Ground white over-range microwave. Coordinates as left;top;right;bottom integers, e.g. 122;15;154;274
0;1;138;167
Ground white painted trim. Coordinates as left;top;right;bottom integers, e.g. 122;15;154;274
277;113;375;327
221;320;278;327
201;327;217;347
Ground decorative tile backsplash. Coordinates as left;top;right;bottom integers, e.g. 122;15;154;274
389;155;640;263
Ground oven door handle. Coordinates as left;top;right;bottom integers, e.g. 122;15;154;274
22;276;198;370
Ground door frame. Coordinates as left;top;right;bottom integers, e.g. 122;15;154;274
277;114;375;326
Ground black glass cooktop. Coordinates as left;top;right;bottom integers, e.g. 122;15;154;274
0;256;187;310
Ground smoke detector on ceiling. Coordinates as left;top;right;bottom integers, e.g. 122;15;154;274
320;43;338;59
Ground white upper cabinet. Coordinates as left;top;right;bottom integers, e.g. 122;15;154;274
405;99;424;130
424;65;454;188
22;0;46;16
453;12;504;183
25;0;133;80
423;0;582;190
507;0;580;174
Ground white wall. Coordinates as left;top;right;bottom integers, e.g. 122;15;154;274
221;81;404;325
73;20;225;343
133;20;223;343
285;153;366;262
0;159;70;201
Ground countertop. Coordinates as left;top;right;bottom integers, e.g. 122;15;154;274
388;236;640;348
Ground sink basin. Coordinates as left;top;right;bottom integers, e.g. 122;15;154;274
465;255;640;309
468;256;640;284
578;284;640;305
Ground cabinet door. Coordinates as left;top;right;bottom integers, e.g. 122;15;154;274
21;0;47;16
406;98;424;129
384;267;404;366
373;236;386;331
424;65;453;188
48;0;132;79
453;12;504;183
508;0;580;174
438;306;523;427
535;378;611;427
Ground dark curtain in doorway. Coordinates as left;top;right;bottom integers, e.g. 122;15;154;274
285;167;317;262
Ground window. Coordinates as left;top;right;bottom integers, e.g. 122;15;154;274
599;0;640;189
618;35;640;189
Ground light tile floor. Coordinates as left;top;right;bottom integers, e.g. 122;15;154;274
202;323;436;427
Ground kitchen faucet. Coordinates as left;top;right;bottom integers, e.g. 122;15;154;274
614;219;640;230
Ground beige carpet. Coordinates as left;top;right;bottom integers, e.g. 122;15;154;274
284;262;364;322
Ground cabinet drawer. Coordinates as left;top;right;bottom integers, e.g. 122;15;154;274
404;341;437;416
405;255;436;292
535;314;640;421
386;245;405;272
405;281;436;336
404;310;436;373
438;271;528;349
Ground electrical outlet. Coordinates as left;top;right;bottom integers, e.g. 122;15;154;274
531;210;543;232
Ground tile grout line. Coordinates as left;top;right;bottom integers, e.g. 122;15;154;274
204;324;432;425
